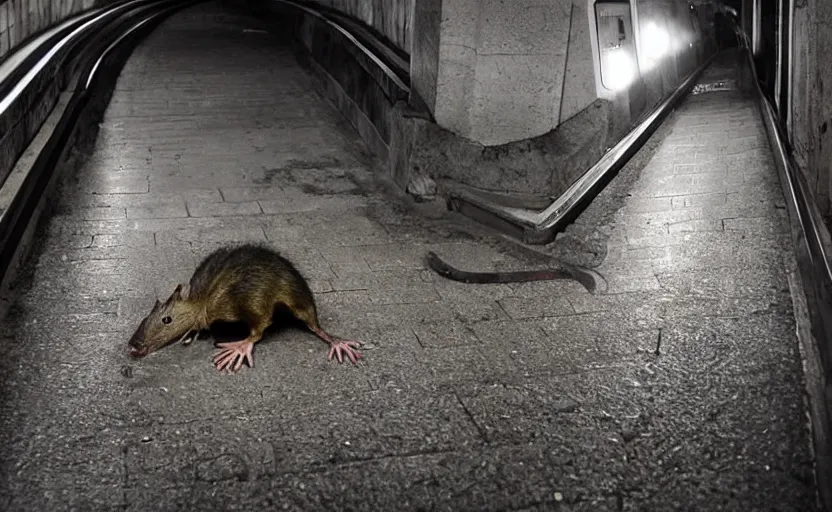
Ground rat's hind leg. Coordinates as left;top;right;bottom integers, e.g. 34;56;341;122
213;317;269;373
292;302;362;364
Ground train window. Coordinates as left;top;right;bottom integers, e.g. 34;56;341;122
594;1;639;91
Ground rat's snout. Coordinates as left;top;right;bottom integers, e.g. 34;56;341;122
127;323;150;358
128;335;149;357
129;346;148;358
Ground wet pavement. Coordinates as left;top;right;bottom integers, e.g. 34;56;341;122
0;2;820;510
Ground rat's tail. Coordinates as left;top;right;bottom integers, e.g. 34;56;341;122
425;251;603;293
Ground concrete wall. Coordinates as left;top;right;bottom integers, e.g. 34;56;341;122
435;0;588;146
0;0;97;60
410;0;593;146
788;0;832;218
309;0;412;53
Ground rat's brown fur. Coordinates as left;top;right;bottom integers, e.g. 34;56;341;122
128;244;334;361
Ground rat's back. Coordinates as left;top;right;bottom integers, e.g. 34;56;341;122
190;244;310;302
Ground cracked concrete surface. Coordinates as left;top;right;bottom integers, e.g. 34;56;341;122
0;3;820;511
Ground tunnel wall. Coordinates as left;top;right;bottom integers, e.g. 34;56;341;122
622;0;713;126
788;0;832;218
307;0;411;53
0;0;97;59
773;0;832;490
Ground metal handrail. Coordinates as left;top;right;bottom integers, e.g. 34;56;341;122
0;0;170;121
447;47;720;244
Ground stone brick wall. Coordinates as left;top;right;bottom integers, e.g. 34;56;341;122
310;0;411;53
0;0;97;60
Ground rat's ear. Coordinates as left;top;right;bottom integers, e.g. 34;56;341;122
171;283;189;300
153;299;161;309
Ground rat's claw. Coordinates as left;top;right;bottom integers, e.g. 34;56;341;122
327;340;362;365
212;351;234;371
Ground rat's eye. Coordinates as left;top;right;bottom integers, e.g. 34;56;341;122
162;316;172;325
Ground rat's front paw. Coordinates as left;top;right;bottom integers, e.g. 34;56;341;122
213;340;255;372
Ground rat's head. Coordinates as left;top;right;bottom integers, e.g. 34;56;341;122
128;284;194;358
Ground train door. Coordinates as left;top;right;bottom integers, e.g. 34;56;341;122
753;0;791;132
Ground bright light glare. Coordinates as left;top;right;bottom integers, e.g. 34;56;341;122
602;47;637;91
640;21;670;70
